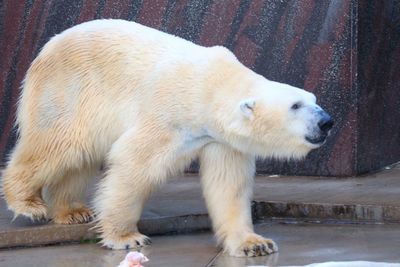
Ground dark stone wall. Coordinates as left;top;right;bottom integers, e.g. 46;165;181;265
356;1;400;174
0;0;398;176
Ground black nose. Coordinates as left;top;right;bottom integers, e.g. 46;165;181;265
318;113;334;132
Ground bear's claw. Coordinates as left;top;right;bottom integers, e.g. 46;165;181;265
9;197;49;222
232;233;278;257
102;232;152;250
53;206;94;224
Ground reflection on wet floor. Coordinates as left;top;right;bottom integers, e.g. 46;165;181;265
1;223;400;267
274;262;400;267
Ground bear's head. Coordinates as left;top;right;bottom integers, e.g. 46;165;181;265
222;78;333;160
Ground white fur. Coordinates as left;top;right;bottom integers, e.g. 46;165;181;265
2;19;327;257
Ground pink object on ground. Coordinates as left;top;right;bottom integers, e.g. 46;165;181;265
117;251;149;267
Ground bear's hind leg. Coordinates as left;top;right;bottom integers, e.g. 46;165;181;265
200;143;278;257
2;158;48;221
46;167;96;224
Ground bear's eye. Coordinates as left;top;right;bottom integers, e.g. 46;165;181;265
291;102;302;110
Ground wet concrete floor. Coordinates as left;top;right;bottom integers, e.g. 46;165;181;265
1;223;399;267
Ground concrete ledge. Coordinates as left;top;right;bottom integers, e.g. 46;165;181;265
0;223;96;248
253;201;400;224
0;214;211;249
138;214;211;236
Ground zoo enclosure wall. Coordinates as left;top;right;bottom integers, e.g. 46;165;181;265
0;0;399;176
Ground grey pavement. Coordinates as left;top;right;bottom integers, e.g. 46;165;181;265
1;164;400;248
254;165;400;206
1;223;399;267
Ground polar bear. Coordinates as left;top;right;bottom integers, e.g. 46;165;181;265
2;19;333;257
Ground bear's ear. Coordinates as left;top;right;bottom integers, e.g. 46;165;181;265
239;99;256;119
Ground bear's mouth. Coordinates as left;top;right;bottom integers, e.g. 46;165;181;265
305;134;327;145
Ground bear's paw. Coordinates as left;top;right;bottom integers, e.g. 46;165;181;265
10;196;49;222
53;205;94;224
102;232;152;250
231;233;278;257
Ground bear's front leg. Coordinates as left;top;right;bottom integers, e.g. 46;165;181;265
200;143;278;257
94;128;173;250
